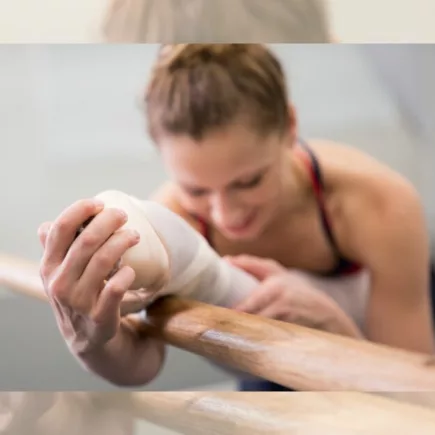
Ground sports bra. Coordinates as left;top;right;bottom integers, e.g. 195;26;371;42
195;139;363;278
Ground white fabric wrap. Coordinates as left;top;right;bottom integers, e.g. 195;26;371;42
94;190;258;308
94;191;370;330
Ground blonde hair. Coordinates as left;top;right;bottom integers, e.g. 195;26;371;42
144;44;291;141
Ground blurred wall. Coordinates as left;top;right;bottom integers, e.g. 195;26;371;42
0;44;433;390
0;0;106;43
327;0;435;42
361;45;435;252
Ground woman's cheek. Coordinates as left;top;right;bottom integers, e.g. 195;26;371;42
243;184;280;206
180;194;209;216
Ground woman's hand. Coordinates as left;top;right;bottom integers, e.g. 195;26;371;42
38;198;166;386
226;255;363;338
39;200;165;386
38;198;144;354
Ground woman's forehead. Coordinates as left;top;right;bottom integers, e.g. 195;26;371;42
160;135;277;188
157;123;282;184
159;123;280;160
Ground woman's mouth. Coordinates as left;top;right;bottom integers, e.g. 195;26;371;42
223;211;258;236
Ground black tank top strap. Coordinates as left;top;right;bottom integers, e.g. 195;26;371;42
298;139;362;276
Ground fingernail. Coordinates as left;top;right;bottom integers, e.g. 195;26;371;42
118;209;128;221
93;199;105;210
38;222;50;234
130;229;140;240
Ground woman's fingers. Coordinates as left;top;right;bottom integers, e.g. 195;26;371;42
43;199;104;270
38;222;52;248
120;289;157;316
91;265;136;326
70;228;140;312
225;255;284;281
233;280;280;314
58;207;129;287
256;302;288;320
84;228;140;288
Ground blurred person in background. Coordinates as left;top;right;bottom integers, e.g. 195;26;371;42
102;0;331;43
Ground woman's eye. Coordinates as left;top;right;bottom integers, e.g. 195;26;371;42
186;188;208;197
235;174;263;189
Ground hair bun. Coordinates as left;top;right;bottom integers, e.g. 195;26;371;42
146;43;289;142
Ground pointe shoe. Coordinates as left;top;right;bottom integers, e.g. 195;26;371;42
94;190;170;294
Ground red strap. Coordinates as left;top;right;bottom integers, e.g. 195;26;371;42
297;148;323;199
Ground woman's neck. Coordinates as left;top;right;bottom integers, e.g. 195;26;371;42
283;144;315;212
261;146;315;235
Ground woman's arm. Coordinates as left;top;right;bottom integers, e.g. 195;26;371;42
76;316;166;387
342;178;435;354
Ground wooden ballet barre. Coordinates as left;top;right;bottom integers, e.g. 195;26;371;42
94;390;435;435
2;253;435;392
3;391;435;435
0;254;47;302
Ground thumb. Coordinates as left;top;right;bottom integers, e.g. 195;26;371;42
120;288;158;316
225;255;283;281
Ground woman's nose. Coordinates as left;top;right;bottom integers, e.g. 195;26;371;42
209;193;243;227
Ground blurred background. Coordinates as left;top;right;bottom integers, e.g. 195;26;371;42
0;0;434;43
1;41;435;434
1;44;434;395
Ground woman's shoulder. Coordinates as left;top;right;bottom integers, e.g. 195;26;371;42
307;140;425;263
148;181;203;232
308;138;393;174
307;138;418;200
310;140;424;239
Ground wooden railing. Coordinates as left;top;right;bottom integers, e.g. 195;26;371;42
2;253;435;433
1;390;435;434
95;390;435;434
2;253;435;392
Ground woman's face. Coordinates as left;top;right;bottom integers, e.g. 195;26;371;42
158;122;295;240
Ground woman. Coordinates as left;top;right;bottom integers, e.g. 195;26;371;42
38;44;435;391
102;0;331;43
